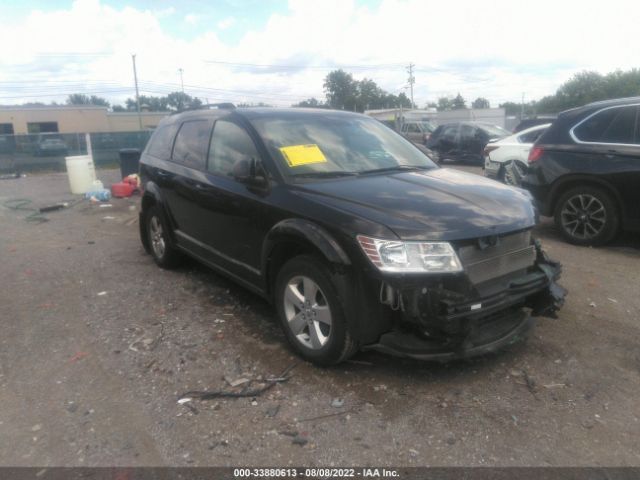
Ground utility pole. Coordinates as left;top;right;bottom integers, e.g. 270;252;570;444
131;54;142;130
407;63;415;109
521;92;525;120
178;68;185;93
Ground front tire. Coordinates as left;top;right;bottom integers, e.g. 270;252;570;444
275;255;357;366
554;186;619;246
145;205;182;268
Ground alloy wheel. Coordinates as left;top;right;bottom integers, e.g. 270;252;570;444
560;194;606;240
283;275;332;350
149;215;166;259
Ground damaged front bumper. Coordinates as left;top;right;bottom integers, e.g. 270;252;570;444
363;240;567;361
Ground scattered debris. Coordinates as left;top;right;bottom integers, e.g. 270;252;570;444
69;352;89;363
607;297;618;303
178;363;297;402
98;204;113;208
177;398;192;405
39;202;69;213
292;435;308;446
589;302;597;308
265;405;280;418
331;398;345;408
543;383;566;389
408;448;419;457
31;424;42;432
97;291;107;296
224;376;250;387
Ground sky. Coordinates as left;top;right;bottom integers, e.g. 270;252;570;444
0;0;639;109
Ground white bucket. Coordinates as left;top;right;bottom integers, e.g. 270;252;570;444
65;155;97;194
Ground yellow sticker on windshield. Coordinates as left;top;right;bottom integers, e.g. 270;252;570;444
279;144;327;167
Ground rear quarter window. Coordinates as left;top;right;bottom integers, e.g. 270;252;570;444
172;119;212;170
146;124;178;161
573;105;638;144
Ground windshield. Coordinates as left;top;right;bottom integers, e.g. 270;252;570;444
420;121;436;132
251;114;437;178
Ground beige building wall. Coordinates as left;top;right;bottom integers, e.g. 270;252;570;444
0;106;110;134
0;107;167;134
106;112;167;132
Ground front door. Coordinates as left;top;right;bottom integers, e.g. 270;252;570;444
193;118;271;284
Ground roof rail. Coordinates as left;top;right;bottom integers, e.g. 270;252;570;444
170;102;236;115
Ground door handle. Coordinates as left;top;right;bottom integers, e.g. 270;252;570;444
156;170;170;178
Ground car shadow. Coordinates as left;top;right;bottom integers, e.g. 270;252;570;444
535;216;640;252
173;255;533;386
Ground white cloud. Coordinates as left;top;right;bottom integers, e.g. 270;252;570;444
184;13;200;25
1;0;639;108
217;17;236;30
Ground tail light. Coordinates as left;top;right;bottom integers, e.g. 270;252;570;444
528;146;544;163
483;145;499;157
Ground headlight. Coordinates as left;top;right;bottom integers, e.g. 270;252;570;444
357;235;463;273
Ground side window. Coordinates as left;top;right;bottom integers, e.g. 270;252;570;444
574;106;637;144
147;124;178;161
208;120;261;177
172;120;211;169
459;125;475;142
441;125;458;141
407;123;420;133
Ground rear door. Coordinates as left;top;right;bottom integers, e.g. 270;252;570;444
432;124;459;160
162;119;213;242
571;104;640;225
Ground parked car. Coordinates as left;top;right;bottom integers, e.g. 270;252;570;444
425;122;509;165
400;120;436;144
522;97;640;246
35;134;68;156
139;106;565;365
484;123;551;185
513;116;556;133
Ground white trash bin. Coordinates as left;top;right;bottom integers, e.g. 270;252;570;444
65;155;97;194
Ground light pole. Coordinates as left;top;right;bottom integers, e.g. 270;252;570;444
131;54;142;130
178;68;184;94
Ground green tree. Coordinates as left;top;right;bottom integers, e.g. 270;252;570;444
451;93;467;110
111;105;126;112
126;95;169;112
324;69;358;111
471;97;490;109
293;97;325;108
437;97;452;111
166;92;202;111
66;93;110;107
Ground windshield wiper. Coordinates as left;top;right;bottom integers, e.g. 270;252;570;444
359;165;431;175
291;171;359;178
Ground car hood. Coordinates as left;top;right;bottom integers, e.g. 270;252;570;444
294;168;536;241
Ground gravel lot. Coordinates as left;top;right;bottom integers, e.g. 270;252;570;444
1;167;639;467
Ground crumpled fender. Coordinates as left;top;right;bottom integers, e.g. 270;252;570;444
530;239;568;318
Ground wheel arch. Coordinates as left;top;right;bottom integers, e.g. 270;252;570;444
549;175;624;219
139;182;175;251
261;219;351;299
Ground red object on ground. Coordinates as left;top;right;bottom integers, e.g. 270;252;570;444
111;181;136;198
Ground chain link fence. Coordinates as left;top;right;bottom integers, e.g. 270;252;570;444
0;131;152;173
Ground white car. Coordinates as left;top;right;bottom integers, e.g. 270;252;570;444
483;123;551;185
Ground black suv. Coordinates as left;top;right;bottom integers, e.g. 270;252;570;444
139;106;565;365
522;97;640;246
425;122;509;165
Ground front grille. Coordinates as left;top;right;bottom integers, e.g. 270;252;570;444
457;231;536;284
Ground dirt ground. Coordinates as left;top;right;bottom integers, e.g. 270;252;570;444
1;167;639;467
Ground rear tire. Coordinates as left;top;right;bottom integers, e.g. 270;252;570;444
275;255;358;366
554;186;619;246
145;205;182;268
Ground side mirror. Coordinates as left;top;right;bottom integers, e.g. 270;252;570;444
232;158;267;187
